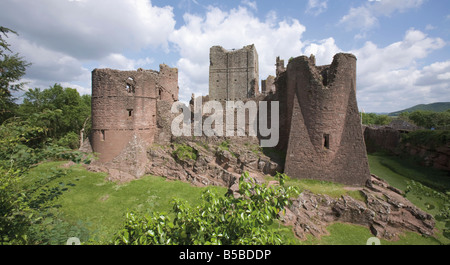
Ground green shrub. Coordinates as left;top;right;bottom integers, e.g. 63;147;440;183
111;172;300;245
55;132;79;149
172;144;198;161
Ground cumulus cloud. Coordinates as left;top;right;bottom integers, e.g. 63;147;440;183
99;53;154;70
339;0;424;32
303;38;341;65
0;0;175;95
0;0;176;59
169;6;306;102
8;35;88;84
350;29;447;112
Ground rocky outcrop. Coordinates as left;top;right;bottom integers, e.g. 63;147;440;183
145;139;283;191
282;174;435;241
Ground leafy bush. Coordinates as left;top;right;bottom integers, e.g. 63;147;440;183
55;132;79;149
111;172;300;245
0;167;32;244
217;140;237;157
0;112;92;244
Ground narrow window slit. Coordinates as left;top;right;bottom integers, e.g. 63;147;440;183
323;134;330;149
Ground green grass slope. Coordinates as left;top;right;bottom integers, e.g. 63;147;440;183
26;153;449;245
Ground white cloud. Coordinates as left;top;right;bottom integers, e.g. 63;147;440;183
305;0;328;16
339;6;378;31
0;0;175;96
8;34;89;84
0;0;176;59
99;53;154;70
339;0;424;32
350;29;447;112
241;0;257;11
169;6;306;102
425;24;435;31
303;38;341;65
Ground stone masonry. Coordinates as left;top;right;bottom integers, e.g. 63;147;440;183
83;46;436;241
209;44;259;101
89;46;369;187
90;64;178;164
278;53;371;186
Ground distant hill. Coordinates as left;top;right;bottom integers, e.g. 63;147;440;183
388;102;450;116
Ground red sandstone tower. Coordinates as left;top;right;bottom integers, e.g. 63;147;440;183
280;53;370;186
91;64;178;164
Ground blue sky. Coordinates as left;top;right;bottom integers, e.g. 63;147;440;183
1;0;449;112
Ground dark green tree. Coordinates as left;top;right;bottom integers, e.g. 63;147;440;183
18;84;91;148
0;27;31;123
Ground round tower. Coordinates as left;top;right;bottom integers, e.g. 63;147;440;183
90;68;158;162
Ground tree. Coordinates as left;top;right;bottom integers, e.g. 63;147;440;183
407;110;450;129
361;112;392;126
0;27;31;123
18;84;91;148
0;110;93;244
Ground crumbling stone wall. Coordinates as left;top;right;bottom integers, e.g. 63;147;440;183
209;44;259;101
261;75;276;94
279;53;370;186
363;126;401;153
91;64;178;164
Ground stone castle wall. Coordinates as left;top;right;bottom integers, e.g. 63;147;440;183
279;53;370;186
91;64;178;163
89;45;370;186
209;44;259;101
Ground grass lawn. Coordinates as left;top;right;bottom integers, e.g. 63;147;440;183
25;161;227;243
25;151;449;245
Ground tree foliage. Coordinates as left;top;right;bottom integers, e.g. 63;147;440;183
0;26;31;123
0;27;94;244
18;84;91;144
361;112;392;126
0;110;93;244
400;110;450;130
112;172;300;245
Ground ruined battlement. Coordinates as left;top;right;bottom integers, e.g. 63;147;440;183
209;44;259;101
88;44;369;187
91;64;178;163
278;53;370;186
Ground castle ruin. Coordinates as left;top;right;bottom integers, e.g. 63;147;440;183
209;44;259;101
84;47;435;240
90;64;178;166
88;45;370;186
276;53;370;186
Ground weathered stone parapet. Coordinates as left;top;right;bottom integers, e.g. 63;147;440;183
281;53;370;186
209;44;259;101
90;64;178;165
